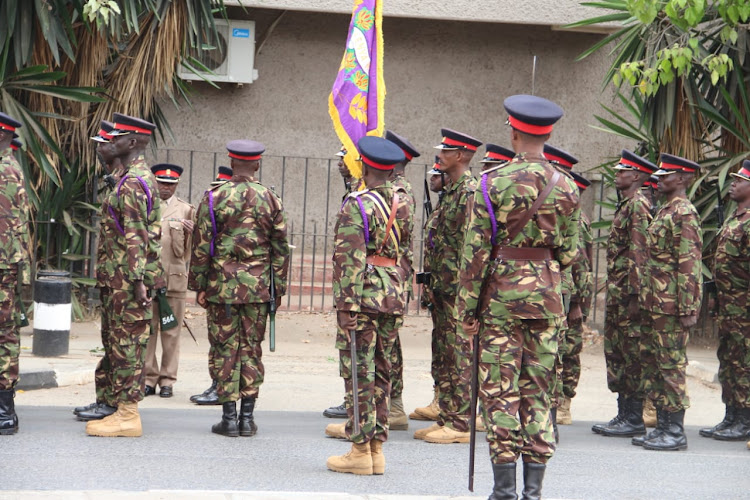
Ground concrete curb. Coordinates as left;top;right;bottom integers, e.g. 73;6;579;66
687;360;719;385
17;368;95;391
0;492;488;500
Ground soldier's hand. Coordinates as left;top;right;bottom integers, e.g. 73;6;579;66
568;302;583;322
134;281;151;308
337;310;357;336
182;219;194;232
196;290;208;308
680;314;698;329
462;318;479;336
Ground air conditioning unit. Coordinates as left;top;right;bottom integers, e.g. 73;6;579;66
179;19;259;84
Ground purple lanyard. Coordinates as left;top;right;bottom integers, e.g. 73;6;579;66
108;175;153;236
355;196;370;246
481;172;498;245
208;190;218;257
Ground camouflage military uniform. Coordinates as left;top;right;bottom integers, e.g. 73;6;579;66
456;158;580;464
96;155;162;404
605;190;651;397
333;181;408;444
560;213;593;399
0;147;31;391
389;175;415;401
714;207;750;409
189;175;289;403
639;197;702;412
431;171;477;432
422;201;444;387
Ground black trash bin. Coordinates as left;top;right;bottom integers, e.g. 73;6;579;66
32;270;72;357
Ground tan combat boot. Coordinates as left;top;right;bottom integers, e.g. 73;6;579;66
389;396;408;431
325;422;348;440
86;402;142;437
410;387;439;421
414;422;441;440
557;397;573;425
326;442;373;475
424;424;471;444
643;399;657;427
370;439;385;475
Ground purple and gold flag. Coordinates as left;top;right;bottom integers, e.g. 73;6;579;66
328;0;386;179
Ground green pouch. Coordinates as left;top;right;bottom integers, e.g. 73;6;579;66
156;288;178;331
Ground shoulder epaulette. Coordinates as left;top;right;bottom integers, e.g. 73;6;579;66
346;188;370;200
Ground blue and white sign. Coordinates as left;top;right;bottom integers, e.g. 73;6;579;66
232;28;250;38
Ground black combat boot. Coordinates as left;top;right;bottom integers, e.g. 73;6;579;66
73;401;99;415
592;394;626;434
239;397;258;437
212;401;239;437
643;409;687;451
323;400;348;418
521;462;546;500
193;381;220;405
76;403;117;421
699;405;736;438
0;389;18;435
490;462;518;500
600;397;646;437
712;407;750;441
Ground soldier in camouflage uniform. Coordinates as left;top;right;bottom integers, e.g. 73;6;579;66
410;159;446;422
189;166;235;407
593;150;656;437
632;154;702;452
457;95;579;499
541;144;582;434
0;112;31;436
189;140;289;438
326;136;407;475
74;120;126;422
559;171;593;425
85;113;162;438
415;129;482;445
700;160;750;442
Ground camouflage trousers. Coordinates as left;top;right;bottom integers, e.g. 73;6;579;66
0;271;20;391
603;299;643;396
639;311;690;412
716;312;750;408
98;287;152;404
479;316;561;465
560;317;584;399
433;292;472;432
207;302;268;403
428;298;442;388
335;310;398;444
389;316;404;399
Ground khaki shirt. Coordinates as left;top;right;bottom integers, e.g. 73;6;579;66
161;195;195;298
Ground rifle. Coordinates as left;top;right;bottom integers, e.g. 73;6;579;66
269;267;277;352
716;180;725;227
182;318;198;345
349;312;360;435
423;178;433;219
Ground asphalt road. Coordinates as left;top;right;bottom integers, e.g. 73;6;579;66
3;407;750;499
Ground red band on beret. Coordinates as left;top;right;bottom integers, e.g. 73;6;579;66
508;116;553;135
97;129;114;140
10;144;18;151
660;161;697;173
228;152;262;161
218;173;232;180
113;123;152;135
619;157;652;173
737;166;750;178
485;151;513;161
0;124;17;133
400;149;413;161
545;153;573;168
361;156;395;171
574;179;588;190
442;137;478;152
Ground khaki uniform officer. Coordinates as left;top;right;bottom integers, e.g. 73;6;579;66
144;164;195;398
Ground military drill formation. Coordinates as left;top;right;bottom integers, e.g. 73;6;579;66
0;93;748;499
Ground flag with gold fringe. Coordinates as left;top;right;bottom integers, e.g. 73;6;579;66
328;0;385;180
